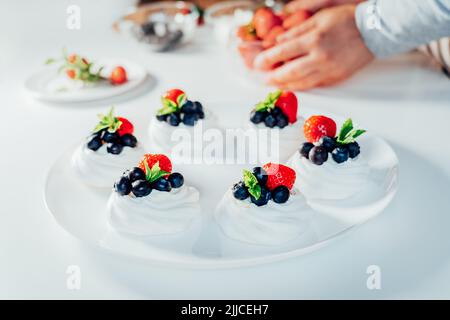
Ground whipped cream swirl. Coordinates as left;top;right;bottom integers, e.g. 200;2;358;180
72;142;143;188
215;188;313;246
107;185;201;236
247;116;305;162
288;152;371;200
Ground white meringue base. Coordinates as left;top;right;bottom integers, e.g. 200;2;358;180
71;142;144;188
215;188;314;246
107;185;201;236
288;151;371;200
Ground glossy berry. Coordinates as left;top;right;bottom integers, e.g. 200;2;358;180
164;89;185;105
139;154;172;174
110;66;127;85
319;136;337;152
107;142;123;155
168;172;184;188
271;107;283;117
250;110;266;124
232;181;249;200
131;180;152;197
332;147;349;164
115;176;132;196
309;146;328;165
198;110;205;119
252;167;268;186
275;91;298;124
103;131;119;143
193;101;203;113
152;177;172;192
180;100;196;113
167;112;181;126
87;135;102;151
299;142;314;159
127;167;146;182
276;113;288;129
250;186;271;206
262;163;296;191
182;113;198;126
271;185;290;204
303;115;337;143
156;114;168;122
116;117;134;136
120;134;137;147
264;114;277;128
347;142;361;159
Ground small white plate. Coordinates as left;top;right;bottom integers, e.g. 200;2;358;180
25;59;148;103
44;108;398;269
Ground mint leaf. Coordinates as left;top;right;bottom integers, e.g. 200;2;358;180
352;129;366;139
338;118;353;142
337;118;366;144
162;97;177;109
144;161;152;181
45;58;56;65
243;169;261;200
176;93;186;107
248;184;261;200
157;105;177;116
268;90;281;104
254;102;268;112
146;161;170;182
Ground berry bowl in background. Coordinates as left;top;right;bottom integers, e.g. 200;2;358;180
114;1;199;52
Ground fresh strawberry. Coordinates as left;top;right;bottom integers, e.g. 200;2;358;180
262;163;296;190
237;23;258;41
303;115;337;143
110;66;127;85
253;7;282;39
116;117;134;136
283;9;311;29
163;89;185;106
262;25;285;49
139;154;172;176
275;91;297;124
68;54;77;64
66;69;77;79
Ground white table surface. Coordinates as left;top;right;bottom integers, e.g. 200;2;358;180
1;0;450;299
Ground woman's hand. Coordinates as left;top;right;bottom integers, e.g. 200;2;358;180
285;0;364;13
253;5;374;90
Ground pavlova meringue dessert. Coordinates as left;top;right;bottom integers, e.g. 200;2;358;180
288;116;370;200
148;89;218;158
215;163;313;246
72;107;143;188
107;154;201;236
247;90;305;162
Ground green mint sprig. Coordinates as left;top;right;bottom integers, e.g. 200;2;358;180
254;90;281;112
144;161;170;183
336;118;366;145
156;93;187;116
93;107;122;133
243;169;261;200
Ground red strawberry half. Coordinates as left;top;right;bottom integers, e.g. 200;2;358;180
262;163;296;190
116;117;134;136
303;115;337;143
275;91;298;124
110;66;127;85
139;154;172;177
253;7;282;39
163;89;185;106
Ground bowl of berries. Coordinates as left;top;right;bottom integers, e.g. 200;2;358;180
114;1;200;52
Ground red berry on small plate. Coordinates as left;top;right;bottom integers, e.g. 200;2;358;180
116;117;134;136
110;66;127;85
303;115;337;143
262;163;296;191
139;154;172;176
275;91;298;124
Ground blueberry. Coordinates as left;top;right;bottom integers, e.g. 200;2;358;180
347;142;360;159
103;131;119;143
198;110;205;119
250;110;266;124
264;114;277;128
106;142;123;155
180;100;196;113
152;177;172;192
319;136;337;152
141;22;155;36
127;167;146;182
271;185;290;204
271;107;283;117
167;112;181;126
309;146;328;165
114;176;132;196
252;167;268;186
332;147;349;164
250;186;271;206
232;181;249;200
168;172;184;188
120;134;137;148
156;114;168;122
276;113;288;129
87;135;102;151
182;113;198;126
299;142;314;159
193;101;203;113
131;180;152;197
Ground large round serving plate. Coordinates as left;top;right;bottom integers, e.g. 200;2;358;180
44;106;398;269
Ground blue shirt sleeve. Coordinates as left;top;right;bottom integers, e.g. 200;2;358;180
355;0;450;58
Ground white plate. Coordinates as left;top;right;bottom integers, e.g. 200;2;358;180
44;107;398;269
25;59;148;103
